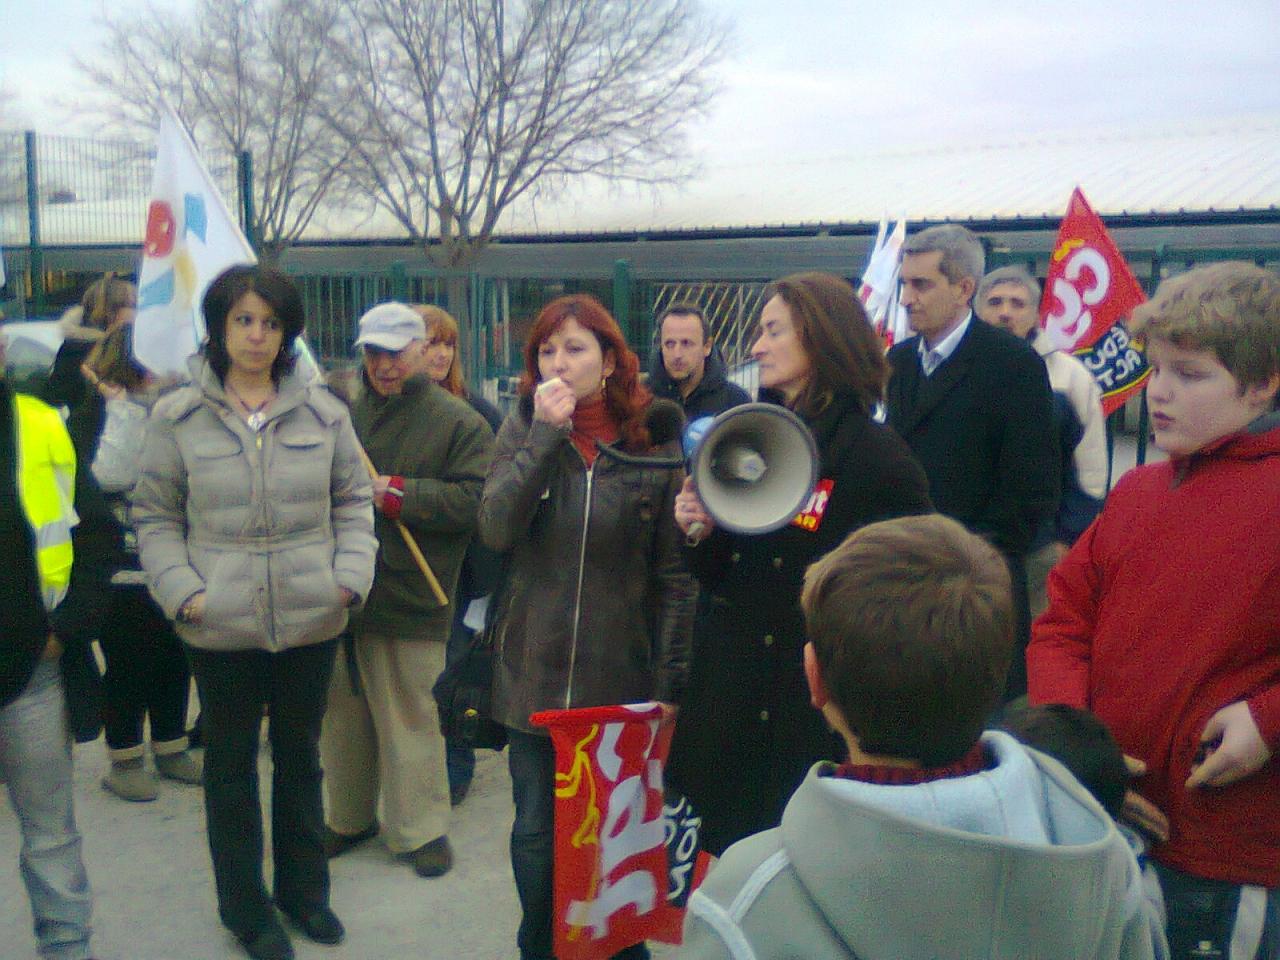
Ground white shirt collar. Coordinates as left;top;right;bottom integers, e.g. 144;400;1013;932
917;312;973;377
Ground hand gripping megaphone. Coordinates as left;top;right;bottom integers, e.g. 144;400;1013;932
683;403;819;535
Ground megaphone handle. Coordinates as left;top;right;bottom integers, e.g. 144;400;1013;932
685;521;706;547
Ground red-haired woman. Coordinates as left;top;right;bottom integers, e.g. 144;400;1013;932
479;294;695;960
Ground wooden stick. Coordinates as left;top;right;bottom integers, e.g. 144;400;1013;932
355;443;449;608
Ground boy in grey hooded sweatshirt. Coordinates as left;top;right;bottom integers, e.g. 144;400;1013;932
679;514;1165;960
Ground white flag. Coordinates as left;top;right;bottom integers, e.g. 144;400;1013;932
858;218;908;345
134;108;255;376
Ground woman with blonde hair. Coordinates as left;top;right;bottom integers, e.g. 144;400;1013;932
411;304;505;805
85;324;201;801
45;272;136;417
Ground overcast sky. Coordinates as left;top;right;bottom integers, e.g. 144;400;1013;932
4;0;1279;229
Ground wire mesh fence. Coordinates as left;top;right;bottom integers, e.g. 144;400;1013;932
0;129;238;248
651;280;769;370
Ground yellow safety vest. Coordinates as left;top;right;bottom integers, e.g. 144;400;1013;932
14;394;77;610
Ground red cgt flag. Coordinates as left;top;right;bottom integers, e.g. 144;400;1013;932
1040;187;1150;415
530;702;688;959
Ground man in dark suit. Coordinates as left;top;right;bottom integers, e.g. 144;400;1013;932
885;225;1058;700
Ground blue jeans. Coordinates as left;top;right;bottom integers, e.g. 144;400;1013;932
1154;861;1277;960
506;727;649;960
0;659;93;960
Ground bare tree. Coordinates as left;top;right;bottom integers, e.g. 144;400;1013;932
315;0;726;268
77;0;354;262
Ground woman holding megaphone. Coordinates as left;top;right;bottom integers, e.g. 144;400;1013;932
669;272;933;856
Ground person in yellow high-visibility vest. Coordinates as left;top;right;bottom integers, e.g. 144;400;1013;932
0;334;112;960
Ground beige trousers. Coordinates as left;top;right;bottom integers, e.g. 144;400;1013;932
321;634;449;854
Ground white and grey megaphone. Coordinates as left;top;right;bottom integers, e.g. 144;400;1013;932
683;403;819;535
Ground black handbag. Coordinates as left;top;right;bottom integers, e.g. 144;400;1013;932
432;625;507;751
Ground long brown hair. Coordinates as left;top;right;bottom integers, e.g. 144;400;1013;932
80;273;136;331
85;323;147;391
413;304;466;398
520;294;653;451
764;272;888;418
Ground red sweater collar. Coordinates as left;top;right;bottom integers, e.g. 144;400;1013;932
823;741;992;786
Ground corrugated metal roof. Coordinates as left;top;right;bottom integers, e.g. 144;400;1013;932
486;117;1280;235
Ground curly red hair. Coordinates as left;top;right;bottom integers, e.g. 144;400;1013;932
519;294;653;451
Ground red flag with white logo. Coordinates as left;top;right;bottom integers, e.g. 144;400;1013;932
1040;187;1150;415
531;702;693;959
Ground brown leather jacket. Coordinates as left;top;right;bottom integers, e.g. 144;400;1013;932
479;396;694;734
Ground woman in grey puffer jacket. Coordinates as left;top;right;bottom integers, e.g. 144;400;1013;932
132;266;375;960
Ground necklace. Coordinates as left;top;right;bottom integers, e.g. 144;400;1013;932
226;382;274;432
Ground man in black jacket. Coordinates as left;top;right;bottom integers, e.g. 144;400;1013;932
1;345;109;960
648;303;750;420
885;225;1058;700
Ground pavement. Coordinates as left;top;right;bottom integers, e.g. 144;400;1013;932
1;741;525;960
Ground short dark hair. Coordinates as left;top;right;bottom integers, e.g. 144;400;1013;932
201;265;305;384
999;703;1127;818
657;303;710;342
764;272;888;418
801;514;1013;766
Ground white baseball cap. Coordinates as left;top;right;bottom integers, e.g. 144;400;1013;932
354;302;426;351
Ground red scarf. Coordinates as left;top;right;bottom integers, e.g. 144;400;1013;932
569;395;620;467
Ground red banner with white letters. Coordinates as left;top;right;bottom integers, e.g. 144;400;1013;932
530;702;689;959
1040;188;1149;415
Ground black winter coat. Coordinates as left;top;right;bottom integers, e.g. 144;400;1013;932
666;390;932;855
647;343;751;422
479;396;695;735
886;320;1059;560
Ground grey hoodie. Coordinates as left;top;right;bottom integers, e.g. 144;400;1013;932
679;731;1165;960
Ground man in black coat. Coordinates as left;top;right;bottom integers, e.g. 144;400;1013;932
885;225;1059;700
648;303;750;420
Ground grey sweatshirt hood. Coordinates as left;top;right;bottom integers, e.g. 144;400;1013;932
682;730;1163;960
782;731;1154;960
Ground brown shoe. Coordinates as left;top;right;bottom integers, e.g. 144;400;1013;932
321;823;378;859
409;836;453;878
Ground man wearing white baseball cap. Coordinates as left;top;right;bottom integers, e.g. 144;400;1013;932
321;302;493;878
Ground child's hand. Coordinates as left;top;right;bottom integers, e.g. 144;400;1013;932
1121;755;1170;842
1186;700;1272;789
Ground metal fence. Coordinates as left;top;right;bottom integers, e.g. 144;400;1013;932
1;128;237;314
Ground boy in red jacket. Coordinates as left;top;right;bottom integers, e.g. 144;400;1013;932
1028;261;1280;960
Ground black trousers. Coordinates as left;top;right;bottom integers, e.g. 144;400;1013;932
186;638;337;937
1003;553;1032;703
99;585;190;751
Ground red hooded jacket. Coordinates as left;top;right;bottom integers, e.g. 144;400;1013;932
1028;418;1280;886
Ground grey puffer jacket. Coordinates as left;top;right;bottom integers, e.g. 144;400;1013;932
479;396;695;734
133;358;376;653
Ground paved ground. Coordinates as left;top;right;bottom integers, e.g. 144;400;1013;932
1;741;526;960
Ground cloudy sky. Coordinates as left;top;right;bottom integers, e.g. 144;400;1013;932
4;0;1279;230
